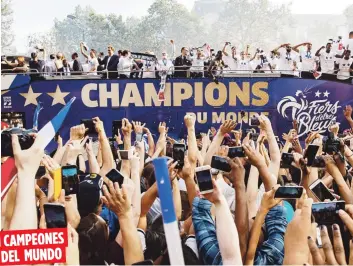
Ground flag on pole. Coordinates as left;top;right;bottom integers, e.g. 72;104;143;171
1;97;76;200
152;158;185;265
33;101;43;130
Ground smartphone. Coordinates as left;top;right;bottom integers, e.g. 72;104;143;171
312;201;345;225
304;144;319;166
35;166;46;179
228;146;245;158
251;133;259;141
309;179;335;202
118;143;124;150
136;133;143;142
61;165;79;195
80;119;96;135
211;156;231;172
1;132;35;157
274;186;303;199
112;120;122;137
132;260;154;265
44;203;67;228
280;153;294;168
106;169;124;187
195;166;213;194
118;150;133;160
312;156;326;168
173;143;186;169
249;116;260;126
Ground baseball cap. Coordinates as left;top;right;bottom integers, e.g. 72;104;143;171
77;174;103;218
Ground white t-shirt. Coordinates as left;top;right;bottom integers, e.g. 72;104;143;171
118;57;132;77
190;58;205;73
300;50;315;71
223;55;238;72
278;48;297;74
88;57;99;75
319;50;336;74
238;58;250;73
157;59;174;75
337;57;353;80
143;60;157;78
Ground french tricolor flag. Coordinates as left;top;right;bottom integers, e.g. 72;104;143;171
1;97;76;200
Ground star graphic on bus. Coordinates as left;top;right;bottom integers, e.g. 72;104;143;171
19;85;42;106
47;85;70;106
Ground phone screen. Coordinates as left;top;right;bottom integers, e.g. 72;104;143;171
81;119;96;135
35;166;46;179
249;116;260;126
280;153;294;168
312;201;345;225
112;120;122;137
310;180;335;201
173;144;186;169
44;204;67;228
274;186;303;198
211;156;231;172
305;145;319;166
196;169;213;192
228;146;245;158
62;166;79;195
106;169;124;187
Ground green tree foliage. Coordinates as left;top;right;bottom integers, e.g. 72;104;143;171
1;0;15;53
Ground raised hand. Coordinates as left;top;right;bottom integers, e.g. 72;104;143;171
132;121;145;134
220;120;237;135
42;155;61;178
122;118;133;137
258;114;272;132
226;157;245;186
102;180;131;218
92;117;104;135
158;122;168;134
12;134;44;175
260;185;282;211
70;124;86;140
184;114;195;129
242;143;266;168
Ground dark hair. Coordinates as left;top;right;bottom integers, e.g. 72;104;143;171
50;54;55;60
118;50;123;55
215;50;222;60
181;47;187;52
72;52;79;58
122;50;129;56
145;216;166;261
142;162;156;188
31;52;37;59
77;214;109;265
160;242;201;265
90;49;97;55
56;54;61;60
349;31;353;37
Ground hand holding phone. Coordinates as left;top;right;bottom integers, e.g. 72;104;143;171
304;144;319;166
309;179;335;201
249;116;260;126
81;119;96;135
228;146;245;158
106;169;124;187
44;203;67;228
211;156;231;172
280;153;294;168
195;166;213;194
173;143;186;169
61;165;79;195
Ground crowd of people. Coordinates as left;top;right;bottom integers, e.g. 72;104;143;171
2;100;353;265
1;32;353;83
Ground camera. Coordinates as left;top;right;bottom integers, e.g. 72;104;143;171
322;132;340;154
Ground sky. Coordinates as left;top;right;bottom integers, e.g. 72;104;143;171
10;0;352;53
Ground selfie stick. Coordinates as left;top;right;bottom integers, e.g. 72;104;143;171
1;97;76;200
152;158;185;265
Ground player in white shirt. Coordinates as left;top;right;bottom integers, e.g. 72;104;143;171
117;50;132;79
222;42;238;73
336;49;353;83
157;52;174;78
315;43;336;75
273;43;297;75
190;49;205;78
238;51;250;73
80;42;99;75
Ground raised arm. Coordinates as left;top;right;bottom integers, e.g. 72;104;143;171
292;42;310;53
211;179;242;265
227;157;249;262
315;45;325;57
343;105;353;130
80;42;89;59
102;181;144;265
10;134;44;230
222;43;229;57
184;114;198;165
203;120;237;166
143;127;155;158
